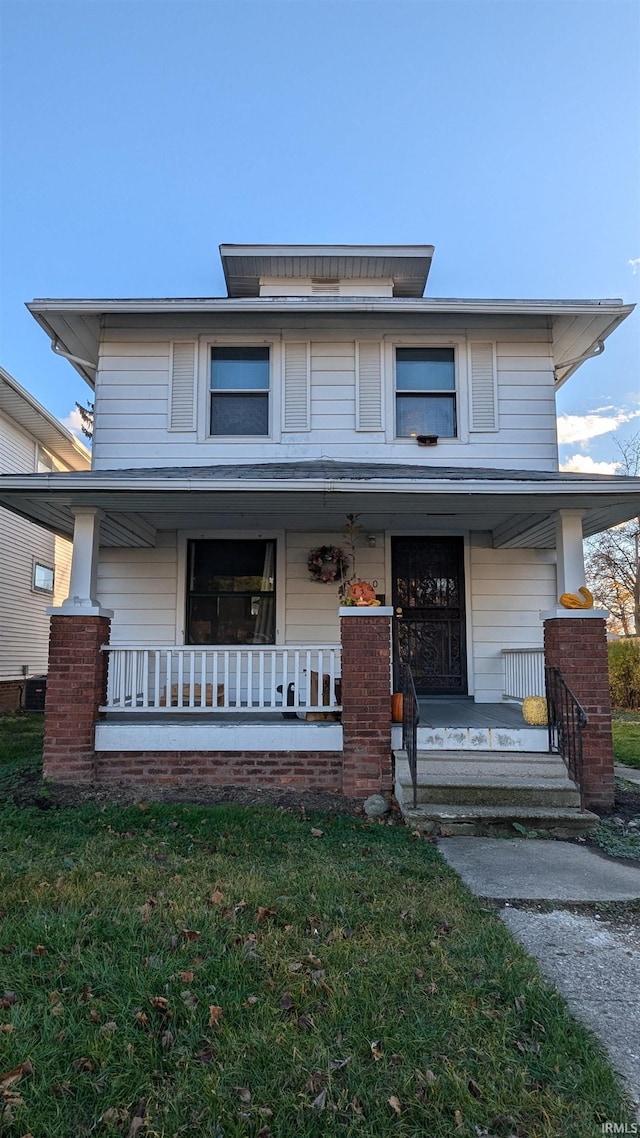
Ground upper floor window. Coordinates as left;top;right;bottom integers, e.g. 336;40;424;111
36;446;56;473
395;347;457;438
210;347;270;436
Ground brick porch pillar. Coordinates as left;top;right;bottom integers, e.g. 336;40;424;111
43;615;111;782
340;607;393;798
543;613;614;811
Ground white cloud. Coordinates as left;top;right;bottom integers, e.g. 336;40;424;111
61;407;88;442
560;454;621;475
629;257;640;275
556;408;640;446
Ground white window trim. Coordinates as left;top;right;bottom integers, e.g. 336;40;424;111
197;334;282;444
175;529;286;645
32;559;55;595
383;334;469;444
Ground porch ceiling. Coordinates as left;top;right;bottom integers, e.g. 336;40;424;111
1;462;639;549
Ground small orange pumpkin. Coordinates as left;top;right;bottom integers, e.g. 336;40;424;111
347;581;377;605
391;693;404;723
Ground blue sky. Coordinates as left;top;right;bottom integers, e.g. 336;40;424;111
1;0;638;469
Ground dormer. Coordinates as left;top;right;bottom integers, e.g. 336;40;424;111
219;244;435;298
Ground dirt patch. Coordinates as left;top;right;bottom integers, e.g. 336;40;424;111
23;777;366;816
598;782;640;822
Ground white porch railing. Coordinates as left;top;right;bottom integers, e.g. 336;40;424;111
502;647;545;701
101;645;342;714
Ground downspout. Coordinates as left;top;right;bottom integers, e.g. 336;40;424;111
554;339;605;383
51;338;97;374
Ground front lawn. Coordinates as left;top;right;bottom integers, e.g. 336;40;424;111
0;716;634;1136
612;714;640;770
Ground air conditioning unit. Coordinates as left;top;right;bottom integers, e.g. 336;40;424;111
23;675;47;712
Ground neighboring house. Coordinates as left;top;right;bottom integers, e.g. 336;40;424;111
0;245;638;826
0;366;91;710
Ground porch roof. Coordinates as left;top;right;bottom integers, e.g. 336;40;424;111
1;461;639;550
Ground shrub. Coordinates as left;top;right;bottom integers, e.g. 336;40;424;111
608;637;640;709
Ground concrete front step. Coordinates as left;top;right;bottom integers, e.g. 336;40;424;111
398;776;580;808
415;726;548;752
402;802;599;839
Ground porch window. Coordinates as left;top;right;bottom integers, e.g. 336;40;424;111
186;539;276;645
210;347;270;436
395;347;457;438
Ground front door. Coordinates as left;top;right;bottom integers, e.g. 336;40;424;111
392;537;467;696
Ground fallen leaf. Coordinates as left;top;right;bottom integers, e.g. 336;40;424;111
0;1024;14;1034
234;900;248;914
181;990;198;1007
209;890;225;906
128;1099;147;1135
330;1056;352;1070
311;1089;326;1110
256;906;277;923
455;1108;464;1130
424;1069;437;1084
468;1078;483;1099
102;1108;129;1125
99;1021;118;1035
308;953;322;967
414;967;425;978
427;982;438;995
257;1127;272;1138
388;1095;402;1116
297;1012;315;1031
0;1060;33;1088
139;901;155;923
208;1004;223;1027
181;929;201;941
279;991;294;1012
236;1087;251;1104
246;995;258;1005
161;1029;174;1049
150;996;170;1013
310;828;324;838
370;1040;383;1061
72;1057;94;1072
89;1009;102;1024
51;1081;72;1096
33;945;47;956
178;970;194;983
287;961;303;973
134;1010;149;1026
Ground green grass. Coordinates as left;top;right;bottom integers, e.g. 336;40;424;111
612;714;640;769
0;716;634;1136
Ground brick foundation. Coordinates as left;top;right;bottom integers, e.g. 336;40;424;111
94;750;343;790
340;612;393;797
43;615;111;783
543;616;614;810
0;680;24;713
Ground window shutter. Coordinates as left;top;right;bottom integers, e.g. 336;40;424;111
282;342;310;431
169;341;196;431
356;341;383;431
468;341;498;431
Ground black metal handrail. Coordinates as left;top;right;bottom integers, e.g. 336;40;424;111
545;665;588;811
400;663;420;808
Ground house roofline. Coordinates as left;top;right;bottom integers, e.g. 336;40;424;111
0;366;91;469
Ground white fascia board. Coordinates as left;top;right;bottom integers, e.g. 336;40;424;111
2;472;640;497
27;297;632;316
0;366;91;468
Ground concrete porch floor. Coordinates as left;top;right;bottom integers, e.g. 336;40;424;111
417;698;528;729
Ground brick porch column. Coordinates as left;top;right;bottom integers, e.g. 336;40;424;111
340;607;393;798
43;616;111;782
543;613;614;811
43;506;113;783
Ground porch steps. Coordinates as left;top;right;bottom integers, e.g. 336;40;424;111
394;749;599;837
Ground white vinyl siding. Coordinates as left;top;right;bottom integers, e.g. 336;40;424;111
282;342;310;431
469;540;557;703
169;341;197;431
0;414;73;680
96;534;179;645
468;341;498;431
355;341;383;431
284;531;385;643
92;321;557;470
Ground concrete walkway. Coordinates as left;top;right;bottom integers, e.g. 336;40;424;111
438;836;640;1116
615;764;640;786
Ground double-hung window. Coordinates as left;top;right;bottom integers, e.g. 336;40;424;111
395;347;457;438
210;346;270;436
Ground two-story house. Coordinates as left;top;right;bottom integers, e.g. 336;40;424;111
0;366;90;710
0;245;638;829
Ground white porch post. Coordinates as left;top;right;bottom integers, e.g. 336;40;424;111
554;509;586;598
54;507;112;617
